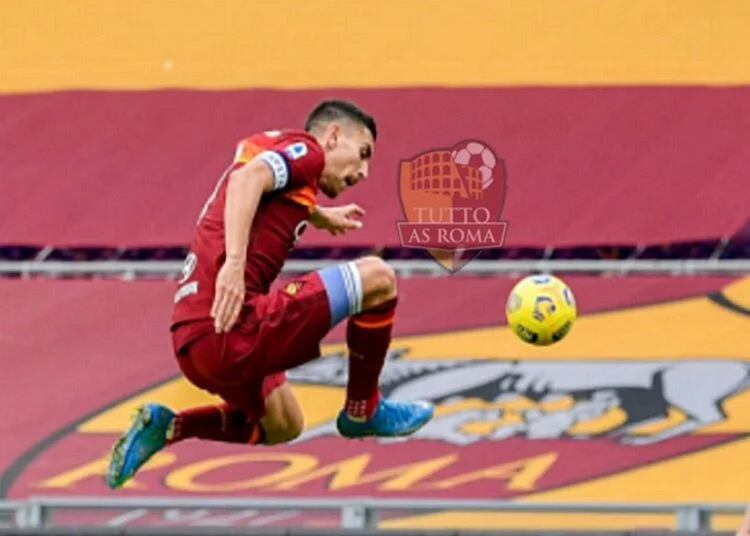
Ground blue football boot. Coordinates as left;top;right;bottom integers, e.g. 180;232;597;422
106;402;175;490
336;398;434;439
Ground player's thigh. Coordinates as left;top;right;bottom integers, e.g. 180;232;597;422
250;272;333;373
260;381;304;445
250;258;397;372
176;322;266;388
177;273;332;389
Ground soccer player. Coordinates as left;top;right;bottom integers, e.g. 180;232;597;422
106;100;435;489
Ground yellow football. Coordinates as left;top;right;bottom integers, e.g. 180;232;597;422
506;274;577;346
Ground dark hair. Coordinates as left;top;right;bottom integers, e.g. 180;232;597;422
304;99;377;140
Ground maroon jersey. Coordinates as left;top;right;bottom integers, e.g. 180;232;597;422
170;129;324;340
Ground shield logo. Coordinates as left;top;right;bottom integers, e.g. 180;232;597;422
396;139;509;272
283;281;304;296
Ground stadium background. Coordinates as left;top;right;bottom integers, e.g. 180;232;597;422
2;0;750;534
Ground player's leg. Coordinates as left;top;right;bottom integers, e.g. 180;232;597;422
259;382;305;445
106;330;292;490
317;256;434;438
221;254;432;439
332;256;396;418
106;371;300;489
166;373;303;445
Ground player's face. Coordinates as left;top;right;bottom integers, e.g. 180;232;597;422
318;123;374;199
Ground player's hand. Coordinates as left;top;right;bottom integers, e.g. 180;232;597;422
211;257;245;333
310;204;365;236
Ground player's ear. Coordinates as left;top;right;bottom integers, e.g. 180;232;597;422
326;123;341;150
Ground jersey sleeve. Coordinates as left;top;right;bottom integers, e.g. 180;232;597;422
255;137;324;192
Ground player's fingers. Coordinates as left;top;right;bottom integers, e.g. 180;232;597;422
212;296;227;331
218;303;231;332
210;287;226;319
217;291;236;332
221;287;244;332
347;204;366;217
227;290;245;331
226;295;243;330
214;288;234;331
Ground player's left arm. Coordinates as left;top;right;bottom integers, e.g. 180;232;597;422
268;136;365;235
270;137;360;231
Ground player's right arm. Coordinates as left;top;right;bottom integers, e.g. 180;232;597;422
224;158;276;263
212;135;320;333
211;156;276;334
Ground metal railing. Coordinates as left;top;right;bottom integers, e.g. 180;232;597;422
2;496;747;531
0;501;25;529
1;259;750;278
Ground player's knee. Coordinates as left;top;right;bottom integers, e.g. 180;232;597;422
356;256;397;302
262;410;304;445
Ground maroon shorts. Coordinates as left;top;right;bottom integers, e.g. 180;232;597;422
172;272;333;419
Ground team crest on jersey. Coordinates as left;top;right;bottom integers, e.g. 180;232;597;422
284;142;308;160
283;281;304;296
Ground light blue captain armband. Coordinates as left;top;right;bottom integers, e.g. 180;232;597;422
318;262;364;327
256;150;290;190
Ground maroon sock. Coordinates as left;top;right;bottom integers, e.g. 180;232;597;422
166;403;264;445
345;297;397;420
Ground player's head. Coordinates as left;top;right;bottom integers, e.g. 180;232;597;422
305;99;376;198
